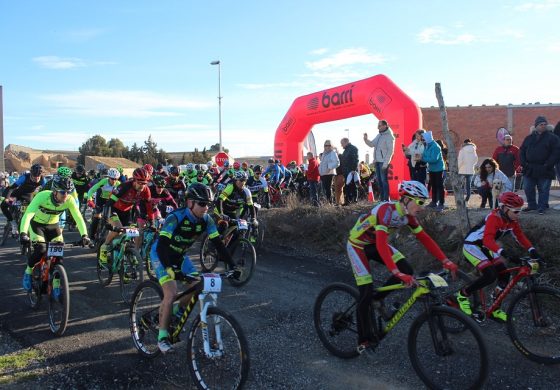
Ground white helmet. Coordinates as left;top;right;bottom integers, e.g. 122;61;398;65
186;163;194;171
200;164;208;172
107;168;120;179
206;161;213;168
398;180;429;199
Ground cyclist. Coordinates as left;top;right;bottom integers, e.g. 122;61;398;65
346;180;457;354
246;165;270;209
141;175;177;222
71;164;89;208
263;158;285;188
456;191;541;322
143;164;154;177
98;168;153;264
215;171;256;223
165;166;187;204
183;163;197;182
20;176;90;295
85;168;122;241
1;164;46;235
155;163;169;178
189;170;211;186
240;161;253;178
150;183;238;353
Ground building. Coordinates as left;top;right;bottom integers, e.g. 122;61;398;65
85;156;140;178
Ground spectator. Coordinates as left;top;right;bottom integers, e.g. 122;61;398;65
363;120;395;201
405;129;427;184
519;115;560;215
553;121;560;184
341;137;359;204
318;140;339;204
306;152;320;207
421;131;446;211
458;139;478;203
492;134;520;191
358;161;371;187
334;154;345;206
473;158;512;209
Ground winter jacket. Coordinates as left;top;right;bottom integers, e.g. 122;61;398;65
364;128;395;167
340;143;359;176
458;143;478;175
406;140;426;167
492;145;520;177
318;150;339;176
422;141;445;173
519;130;560;179
306;157;320;182
473;169;512;191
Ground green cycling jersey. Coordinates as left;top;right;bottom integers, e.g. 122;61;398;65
86;177;121;201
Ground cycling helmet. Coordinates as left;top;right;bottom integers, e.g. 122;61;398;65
200;164;208;172
169;166;180;176
156;163;164;171
143;164;154;175
234;171;248;181
241;161;248;168
186;182;213;202
398;180;429;199
499;192;524;209
75;164;85;174
100;168;109;177
233;161;240;169
52;175;75;193
107;168;120;179
133;167;150;182
267;158;274;164
30;164;43;177
96;163;106;171
206;161;213;168
88;169;96;177
153;175;166;187
253;165;263;174
289;160;296;167
186;163;194;171
57;166;72;178
223;160;230;168
194;164;200;171
274;159;280;164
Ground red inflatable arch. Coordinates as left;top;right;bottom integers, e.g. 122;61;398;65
274;74;422;199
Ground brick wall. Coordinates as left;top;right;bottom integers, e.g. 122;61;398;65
421;104;560;158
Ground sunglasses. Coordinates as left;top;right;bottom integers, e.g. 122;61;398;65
406;196;426;206
135;181;147;185
57;190;70;195
508;208;522;214
324;144;331;147
195;201;209;207
156;185;164;189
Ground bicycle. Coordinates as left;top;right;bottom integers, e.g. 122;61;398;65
139;218;166;282
314;272;489;390
447;257;560;364
199;217;256;287
96;225;144;304
27;240;85;336
243;204;265;250
1;200;27;246
129;270;250;389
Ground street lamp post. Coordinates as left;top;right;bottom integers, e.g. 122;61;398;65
345;128;350;140
210;60;222;152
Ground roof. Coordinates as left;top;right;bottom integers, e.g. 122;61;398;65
85;156;140;169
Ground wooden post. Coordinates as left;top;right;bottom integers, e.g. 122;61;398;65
435;83;470;236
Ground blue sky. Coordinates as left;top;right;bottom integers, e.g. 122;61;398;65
1;1;559;161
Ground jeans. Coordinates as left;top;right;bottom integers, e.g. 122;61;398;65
523;175;551;210
478;186;493;208
320;175;334;204
462;174;472;201
429;171;445;206
308;180;319;206
375;162;389;201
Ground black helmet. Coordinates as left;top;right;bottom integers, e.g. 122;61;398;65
31;164;43;177
169;166;180;176
156;163;164;170
267;158;274;164
75;164;85;174
52;175;75;193
88;169;96;177
253;164;262;174
186;182;213;202
153;175;166;187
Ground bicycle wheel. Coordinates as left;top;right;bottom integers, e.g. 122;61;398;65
227;238;256;287
27;265;42;309
129;280;163;358
0;222;10;246
507;286;560;364
187;307;250;390
119;247;144;305
48;264;71;336
143;242;158;282
96;244;113;286
408;306;488;390
313;282;360;359
199;234;219;272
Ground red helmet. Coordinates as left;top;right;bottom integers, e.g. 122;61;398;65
143;164;154;175
233;161;240;169
498;192;524;208
133;167;150;182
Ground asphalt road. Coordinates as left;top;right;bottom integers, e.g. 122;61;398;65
0;226;559;389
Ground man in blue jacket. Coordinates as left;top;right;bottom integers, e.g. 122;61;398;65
421;131;446;211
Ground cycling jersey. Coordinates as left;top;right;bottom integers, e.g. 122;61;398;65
4;173;46;200
165;176;187;200
86;177;121;206
263;164;285;185
246;176;268;196
71;172;89;196
189;176;210;186
109;180;153;219
139;184;177;219
216;183;255;219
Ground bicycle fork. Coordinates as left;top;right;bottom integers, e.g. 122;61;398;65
198;292;224;358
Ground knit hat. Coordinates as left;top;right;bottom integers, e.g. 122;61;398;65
534;116;548;126
423;130;434;144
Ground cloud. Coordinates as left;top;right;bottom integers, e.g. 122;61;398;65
514;0;560;11
305;48;386;71
309;48;329;55
41;90;213;118
417;27;476;45
32;56;116;69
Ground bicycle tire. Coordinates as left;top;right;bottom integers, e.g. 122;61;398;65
227;238;256;287
187;306;250;390
0;222;10;246
96;243;113;286
143;242;158;282
199;234;219;272
129;280;163;358
27;265;43;309
48;264;70;336
119;248;144;305
313;282;360;359
507;285;560;364
408;306;488;390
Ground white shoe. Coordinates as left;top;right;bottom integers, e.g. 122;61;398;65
158;337;174;353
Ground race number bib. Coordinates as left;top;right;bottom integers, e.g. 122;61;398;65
202;273;222;293
427;273;448;288
125;228;140;238
47;242;64;257
237;219;249;231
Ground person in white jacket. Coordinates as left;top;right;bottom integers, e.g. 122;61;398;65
363;120;395;201
318;140;340;204
458;139;478;202
473;158;512;208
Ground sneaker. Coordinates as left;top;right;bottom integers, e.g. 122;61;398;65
455;291;472;316
99;245;109;265
22;273;32;292
491;309;507;322
158;337;174;353
522;207;537;212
